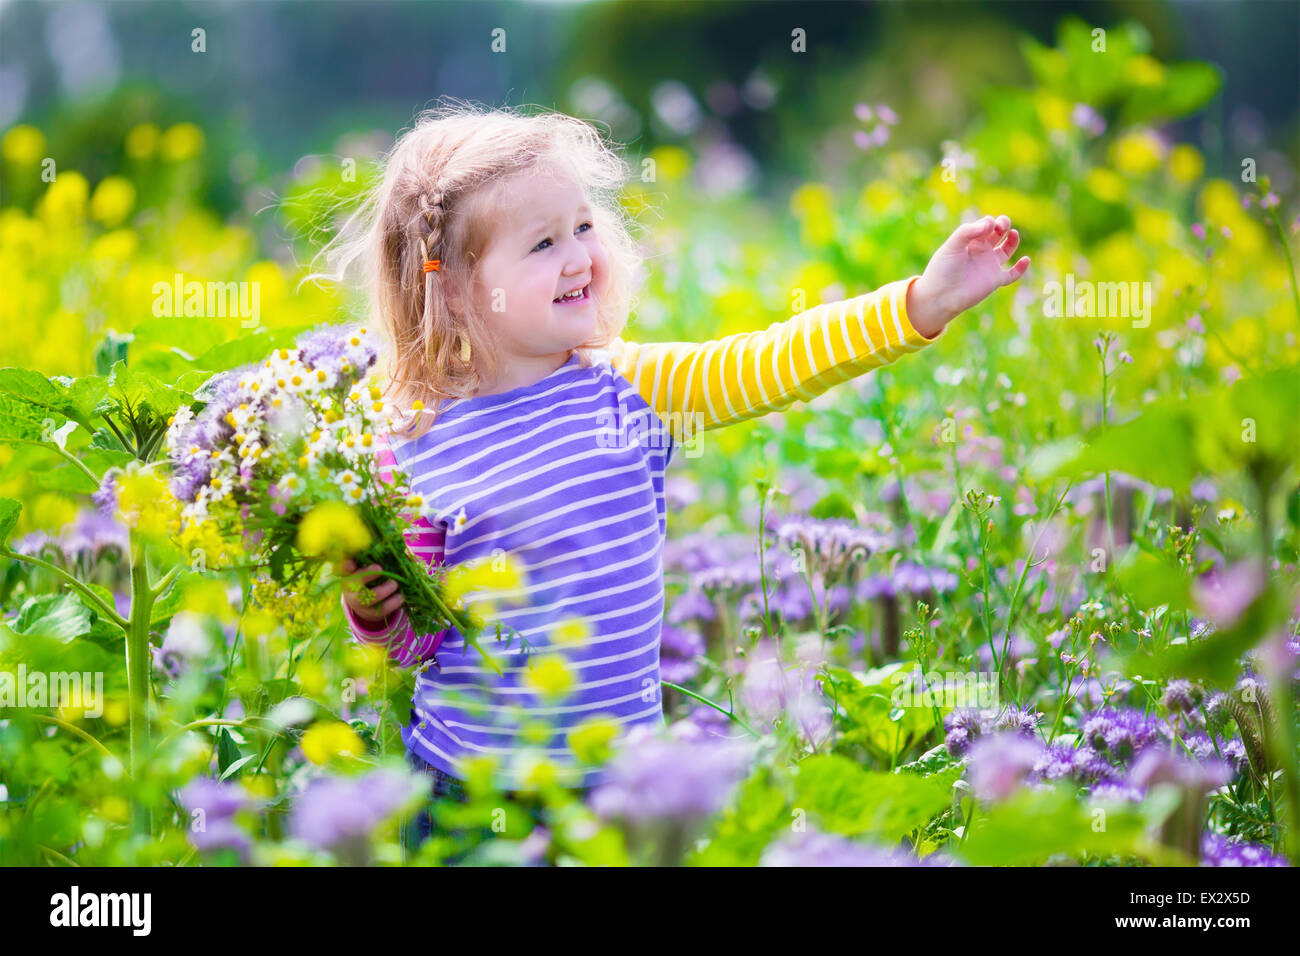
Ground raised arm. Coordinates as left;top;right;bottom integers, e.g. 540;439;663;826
606;275;942;432
341;432;448;668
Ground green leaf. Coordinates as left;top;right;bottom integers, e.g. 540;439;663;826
11;594;94;643
0;369;108;431
218;754;256;781
690;766;792;866
792;753;952;842
0;498;20;547
1121;62;1223;126
216;727;242;775
0;392;53;444
1114;550;1192;613
31;464;98;495
959;785;1154;866
192;325;315;374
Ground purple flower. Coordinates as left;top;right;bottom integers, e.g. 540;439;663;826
966;732;1046;802
944;708;987;757
59;509;129;557
92;471;119;517
760;827;948;867
1162;679;1204;715
178;777;249;820
1194;559;1266;628
667;588;716;624
1200;833;1288;866
152;612;214;681
588;725;755;825
738;641;831;746
1071;102;1106;136
659;624;704;684
772;514;893;583
1191;222;1206;241
295;324;378;380
1081;708;1163;765
290;768;423;858
1127;747;1233;795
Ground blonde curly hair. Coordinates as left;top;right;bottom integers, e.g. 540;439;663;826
310;98;645;438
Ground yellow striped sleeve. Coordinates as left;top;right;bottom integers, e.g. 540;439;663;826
607;274;943;432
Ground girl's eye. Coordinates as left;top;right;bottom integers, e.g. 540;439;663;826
531;222;594;253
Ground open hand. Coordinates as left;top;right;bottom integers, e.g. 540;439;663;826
907;214;1031;337
339;558;406;625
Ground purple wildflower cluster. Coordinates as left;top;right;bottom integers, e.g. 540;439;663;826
290;767;423;862
760;826;957;867
1200;833;1289;867
953;702;1246;807
588;724;756;825
165;324;379;505
943;705;1043;757
11;509;128;562
771;513;895;583
739;640;832;747
176;777;254;860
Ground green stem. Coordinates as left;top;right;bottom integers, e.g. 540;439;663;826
1;548;129;631
661;680;760;737
126;533;155;837
1265;205;1300;324
52;443;101;486
29;714;114;759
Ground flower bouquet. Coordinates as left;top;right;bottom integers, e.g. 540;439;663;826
163;324;509;669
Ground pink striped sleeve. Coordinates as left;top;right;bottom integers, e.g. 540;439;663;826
342;430;451;669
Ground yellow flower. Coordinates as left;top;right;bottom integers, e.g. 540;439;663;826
1033;90;1072;132
124;123;160;160
1124;54;1166;87
1134;205;1176;244
1084;168;1127;203
242;775;275;800
443;553;526;605
2;124;46;165
161;122;205;162
1168;145;1204;185
520;720;555;746
297;658;326;696
100;796;130;823
790;182;834;246
102;697;129;726
859;179;901;215
648;145;691;183
300;721;364;765
1110;130;1166;176
116;467;178;537
296;500;372;560
568;716;619;765
38;171;90;224
520;757;560;791
525;653;575;699
552;617;591;648
90;175;136;227
89;228;139;263
1008;131;1045;169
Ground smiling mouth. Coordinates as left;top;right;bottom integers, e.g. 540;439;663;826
553;284;591;304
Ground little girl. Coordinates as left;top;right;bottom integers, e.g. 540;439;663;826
325;103;1029;821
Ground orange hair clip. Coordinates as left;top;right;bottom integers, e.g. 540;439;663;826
423;259;441;273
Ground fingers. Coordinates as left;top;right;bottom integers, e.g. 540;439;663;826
959;214;1014;243
368;577;400;602
1001;255;1031;285
996;228;1020;259
353;591;405;623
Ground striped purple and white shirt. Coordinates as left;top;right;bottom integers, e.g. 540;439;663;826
345;275;943;790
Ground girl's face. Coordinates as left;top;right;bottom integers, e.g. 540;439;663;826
470;168;609;394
